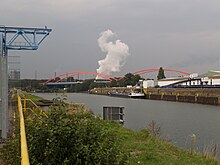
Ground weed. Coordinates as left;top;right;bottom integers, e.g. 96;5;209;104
147;120;161;137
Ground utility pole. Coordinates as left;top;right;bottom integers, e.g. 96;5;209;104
0;26;52;139
0;33;8;140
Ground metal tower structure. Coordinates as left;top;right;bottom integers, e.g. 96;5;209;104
0;26;52;139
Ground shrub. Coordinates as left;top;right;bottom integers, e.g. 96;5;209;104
0;100;127;165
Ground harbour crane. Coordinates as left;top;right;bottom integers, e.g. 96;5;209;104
0;26;52;139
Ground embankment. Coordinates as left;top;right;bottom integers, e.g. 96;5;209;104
90;87;220;105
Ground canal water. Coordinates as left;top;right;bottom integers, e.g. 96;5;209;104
35;93;220;151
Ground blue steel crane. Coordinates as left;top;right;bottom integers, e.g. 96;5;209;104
0;26;52;139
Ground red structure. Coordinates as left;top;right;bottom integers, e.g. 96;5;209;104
133;68;190;76
43;72;116;84
43;68;190;85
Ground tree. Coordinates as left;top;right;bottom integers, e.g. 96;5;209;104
157;67;166;80
66;76;75;82
119;73;142;87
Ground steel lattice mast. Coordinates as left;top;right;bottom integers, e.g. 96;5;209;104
0;26;52;139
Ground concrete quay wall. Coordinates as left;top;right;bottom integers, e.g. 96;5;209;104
90;87;220;105
146;88;220;97
145;88;220;105
145;94;220;105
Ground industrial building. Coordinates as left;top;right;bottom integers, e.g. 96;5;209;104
157;71;220;88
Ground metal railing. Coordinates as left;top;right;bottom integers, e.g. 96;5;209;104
17;95;30;165
21;98;48;119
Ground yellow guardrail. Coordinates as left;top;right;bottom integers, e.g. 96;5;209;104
17;95;30;165
21;99;48;118
23;99;38;112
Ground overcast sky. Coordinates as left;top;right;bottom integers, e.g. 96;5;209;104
2;0;220;79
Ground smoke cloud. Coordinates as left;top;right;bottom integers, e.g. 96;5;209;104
96;30;130;78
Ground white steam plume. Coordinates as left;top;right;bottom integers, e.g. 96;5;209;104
96;30;130;79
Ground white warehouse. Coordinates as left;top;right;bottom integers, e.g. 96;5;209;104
157;71;220;88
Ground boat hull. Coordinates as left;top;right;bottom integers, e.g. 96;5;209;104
128;93;145;99
109;92;129;98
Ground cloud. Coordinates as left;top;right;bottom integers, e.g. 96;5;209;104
0;0;113;19
3;0;220;78
96;30;130;77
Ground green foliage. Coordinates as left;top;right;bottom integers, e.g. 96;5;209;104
120;128;220;165
28;103;127;164
68;73;142;91
23;92;45;100
0;99;127;165
9;79;50;92
1;99;220;164
118;73;142;87
9;73;144;93
0;137;21;165
0;113;21;165
109;79;118;87
68;79;104;92
157;67;166;80
66;76;74;82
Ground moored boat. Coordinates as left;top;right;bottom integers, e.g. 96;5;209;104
128;92;145;98
109;92;129;98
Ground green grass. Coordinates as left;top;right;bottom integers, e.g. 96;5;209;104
118;127;220;165
23;92;45;100
27;92;220;164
